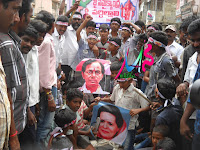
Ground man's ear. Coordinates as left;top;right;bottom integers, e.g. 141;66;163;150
21;13;26;23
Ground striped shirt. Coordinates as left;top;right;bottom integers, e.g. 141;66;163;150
9;30;29;134
0;58;11;149
77;101;88;130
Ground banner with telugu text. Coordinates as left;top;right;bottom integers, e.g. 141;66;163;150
67;0;139;26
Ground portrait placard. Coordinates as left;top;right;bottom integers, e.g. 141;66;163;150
91;102;131;145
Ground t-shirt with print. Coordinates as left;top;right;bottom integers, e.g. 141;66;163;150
110;83;149;130
77;101;88;130
145;52;177;101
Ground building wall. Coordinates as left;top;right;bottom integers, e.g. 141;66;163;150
140;0;178;26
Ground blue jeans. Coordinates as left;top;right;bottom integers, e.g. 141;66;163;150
134;133;151;149
192;133;200;150
36;86;57;148
124;129;136;150
141;80;148;93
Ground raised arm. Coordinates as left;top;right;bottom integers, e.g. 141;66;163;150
64;0;80;17
123;22;141;34
76;14;92;41
59;0;66;15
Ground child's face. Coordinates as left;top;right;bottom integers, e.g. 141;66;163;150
152;132;165;148
136;39;145;51
99;30;109;40
87;38;98;49
108;43;119;52
67;97;82;112
121;29;131;39
118;79;132;90
86;26;95;35
111;70;118;79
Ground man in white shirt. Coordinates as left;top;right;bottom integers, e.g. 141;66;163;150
165;25;184;68
52;15;69;68
62;12;82;83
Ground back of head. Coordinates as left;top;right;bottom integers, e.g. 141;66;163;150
62;80;82;94
54;108;76;128
135;20;145;30
156;23;163;31
188;18;200;35
110;61;122;71
110;17;121;26
35;10;55;32
109;37;121;47
18;24;38;39
86;20;96;28
180;15;200;31
30;19;47;33
66;88;83;102
138;33;148;42
149;31;168;47
19;0;33;18
156;137;176;150
56;15;69;23
157;78;176;100
153;125;169;137
99;24;110;31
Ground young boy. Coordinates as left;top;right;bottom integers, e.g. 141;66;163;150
96;24;110;56
102;69;150;149
109;17;121;38
151;78;183;150
100;37;123;62
71;15;98;71
82;20;96;42
120;23;141;65
48;108;76;150
64;88;95;150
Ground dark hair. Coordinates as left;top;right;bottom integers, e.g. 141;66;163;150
187;18;200;35
62;80;82;94
110;61;122;71
153;125;169;137
35;10;55;32
138;33;148;42
149;31;168;50
122;24;133;33
97;105;123;128
56;15;69;23
19;0;33;19
54;108;76;128
156;137;176;150
109;37;121;47
135;20;145;29
88;32;98;38
99;24;110;31
18;24;39;39
110;17;121;26
86;20;96;28
155;23;162;31
147;24;160;31
74;12;82;18
82;59;104;74
30;19;47;33
117;68;129;79
1;0;16;8
157;78;176;100
66;88;83;102
180;15;199;31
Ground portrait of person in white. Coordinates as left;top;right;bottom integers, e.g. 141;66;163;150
79;59;109;94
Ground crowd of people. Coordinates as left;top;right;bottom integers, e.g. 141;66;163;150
0;0;200;150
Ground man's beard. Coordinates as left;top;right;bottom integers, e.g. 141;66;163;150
72;23;80;31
